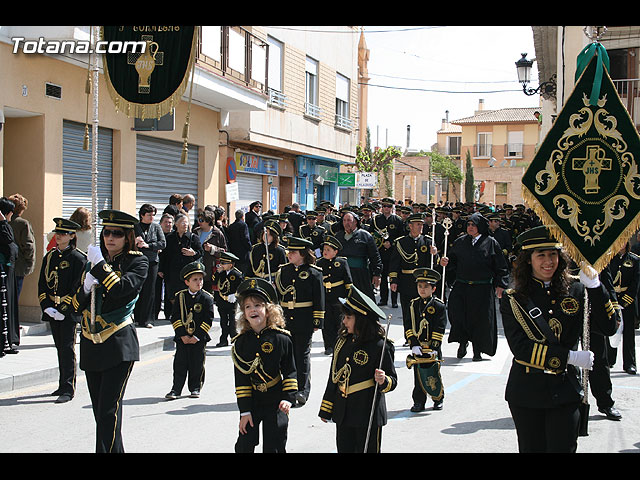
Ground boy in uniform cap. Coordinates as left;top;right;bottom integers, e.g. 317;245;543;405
38;217;87;403
316;235;353;355
165;261;214;400
231;277;298;453
212;251;244;347
406;268;446;412
299;210;326;257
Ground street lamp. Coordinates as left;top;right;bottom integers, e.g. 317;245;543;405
515;53;556;98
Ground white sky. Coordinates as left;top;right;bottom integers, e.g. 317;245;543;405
363;25;541;150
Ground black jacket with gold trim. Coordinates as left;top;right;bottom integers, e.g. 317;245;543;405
73;250;148;372
38;246;86;320
405;295;446;350
299;223;327;251
170;288;214;343
389;233;434;291
275;262;325;332
500;278;616;408
319;332;397;427
609;251;640;318
316;256;352;304
212;266;244;312
231;325;297;413
249;242;287;280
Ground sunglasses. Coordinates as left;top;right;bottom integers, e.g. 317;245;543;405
103;228;125;238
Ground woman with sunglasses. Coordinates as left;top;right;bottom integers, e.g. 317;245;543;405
73;209;148;453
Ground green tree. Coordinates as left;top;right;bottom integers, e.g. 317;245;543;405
428;152;463;201
355;144;402;197
464;150;475;202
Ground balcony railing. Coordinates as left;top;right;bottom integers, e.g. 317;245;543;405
197;26;269;97
612;78;640;128
505;143;523;158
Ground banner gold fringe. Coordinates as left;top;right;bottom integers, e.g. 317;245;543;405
522;185;640;274
100;26;199;121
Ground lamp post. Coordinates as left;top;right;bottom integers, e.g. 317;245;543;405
515;53;557;98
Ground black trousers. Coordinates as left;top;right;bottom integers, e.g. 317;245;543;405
322;301;341;351
49;318;77;396
218;307;237;344
508;402;580;453
589;333;615;409
235;404;289;453
291;329;313;400
607;311;637;369
378;260;397;305
134;262;158;326
336;424;382;453
85;361;134;453
171;340;206;394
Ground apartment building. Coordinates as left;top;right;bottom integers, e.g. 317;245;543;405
0;26;267;321
224;26;361;212
452;99;540;206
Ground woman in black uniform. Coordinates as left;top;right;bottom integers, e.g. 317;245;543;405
38;218;86;403
249;220;286;282
318;286;397;453
73;209;148;453
500;226;617;453
274;236;324;407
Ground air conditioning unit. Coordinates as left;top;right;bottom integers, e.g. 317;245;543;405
488;157;496;167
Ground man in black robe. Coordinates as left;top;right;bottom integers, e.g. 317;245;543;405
440;212;509;361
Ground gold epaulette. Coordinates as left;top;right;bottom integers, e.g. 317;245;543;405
128;250;143;255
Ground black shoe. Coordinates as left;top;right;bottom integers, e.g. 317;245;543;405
473;354;483;362
295;392;307;406
457;343;468;359
433;400;443;410
51;389;62;396
391;303;398;308
215;341;228;348
598;406;622;420
625;366;637;375
324;348;333;355
189;390;200;398
4;347;18;354
377;301;387;306
410;403;425;412
165;391;179;400
55;393;73;404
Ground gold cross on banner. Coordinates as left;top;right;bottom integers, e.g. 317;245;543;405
572;145;612;194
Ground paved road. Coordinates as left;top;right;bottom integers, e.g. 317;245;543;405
1;304;638;453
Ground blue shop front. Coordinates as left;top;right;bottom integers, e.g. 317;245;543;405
295;155;354;210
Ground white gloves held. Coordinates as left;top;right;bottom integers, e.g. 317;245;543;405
567;350;594;370
579;264;601;288
227;294;236;303
87;244;104;266
44;307;65;321
411;346;422;356
83;272;99;294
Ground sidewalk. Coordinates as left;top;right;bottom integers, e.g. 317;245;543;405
0;313;220;394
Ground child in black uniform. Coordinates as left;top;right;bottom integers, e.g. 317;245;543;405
166;261;214;400
231;277;298;453
212;251;244;347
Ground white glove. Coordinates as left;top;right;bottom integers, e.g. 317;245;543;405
411;346;422;356
44;307;58;319
579;265;601;288
87;245;104;266
567;350;594;370
53;310;65;321
314;248;322;258
83;272;99;293
227;293;236;303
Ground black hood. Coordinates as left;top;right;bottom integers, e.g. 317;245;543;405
468;212;489;235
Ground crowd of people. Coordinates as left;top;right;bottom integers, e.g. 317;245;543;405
1;192;638;453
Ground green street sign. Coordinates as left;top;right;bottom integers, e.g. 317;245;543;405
338;173;355;187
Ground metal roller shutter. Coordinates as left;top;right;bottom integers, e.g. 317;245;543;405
236;172;263;212
62;120;113;219
135;135;199;221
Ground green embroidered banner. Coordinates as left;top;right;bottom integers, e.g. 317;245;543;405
101;26;197;120
522;47;640;272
